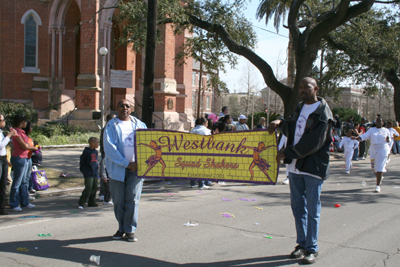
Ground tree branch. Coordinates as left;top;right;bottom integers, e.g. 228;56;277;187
187;14;292;99
288;0;306;47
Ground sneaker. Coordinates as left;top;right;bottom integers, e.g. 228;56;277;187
282;178;289;185
190;185;197;188
125;232;138;242
103;201;113;205
360;157;365;160
303;251;318;264
29;188;36;193
99;195;104;201
26;204;35;209
345;171;350;174
88;204;99;207
78;206;84;209
205;182;215;186
11;207;22;212
375;185;381;193
290;245;306;259
112;230;125;240
218;181;226;185
29;196;35;201
198;185;209;190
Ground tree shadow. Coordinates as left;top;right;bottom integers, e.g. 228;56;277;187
0;236;299;266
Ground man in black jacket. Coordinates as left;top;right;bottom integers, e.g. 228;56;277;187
269;77;333;264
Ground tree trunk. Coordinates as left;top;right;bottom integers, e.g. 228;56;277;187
287;33;295;88
384;69;400;121
142;0;157;128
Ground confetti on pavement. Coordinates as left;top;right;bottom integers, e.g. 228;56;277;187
37;234;52;237
221;213;234;218
19;215;43;219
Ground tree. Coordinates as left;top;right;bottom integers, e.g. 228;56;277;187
239;61;260;115
117;0;391;119
323;8;400;120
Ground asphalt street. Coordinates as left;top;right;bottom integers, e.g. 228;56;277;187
0;149;400;266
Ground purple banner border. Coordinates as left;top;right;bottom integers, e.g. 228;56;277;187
134;128;279;185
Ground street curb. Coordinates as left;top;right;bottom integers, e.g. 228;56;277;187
42;144;87;149
35;187;84;199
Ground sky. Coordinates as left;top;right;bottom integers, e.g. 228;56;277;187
219;1;289;93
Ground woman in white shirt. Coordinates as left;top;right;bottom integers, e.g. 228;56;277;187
353;117;390;193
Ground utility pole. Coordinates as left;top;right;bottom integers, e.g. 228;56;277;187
142;0;157;128
196;54;203;119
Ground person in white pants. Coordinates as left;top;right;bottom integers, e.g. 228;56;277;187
339;130;359;174
352;117;391;193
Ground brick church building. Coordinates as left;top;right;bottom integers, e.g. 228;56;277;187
0;0;214;130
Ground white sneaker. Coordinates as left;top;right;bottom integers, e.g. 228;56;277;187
198;185;209;190
29;188;36;193
218;181;226;185
374;186;381;193
78;206;84;209
26;204;35;209
103;201;113;205
345;171;350;174
190;185;197;188
11;207;22;212
282;178;289;185
99;195;104;201
29;196;35;201
360;157;365;160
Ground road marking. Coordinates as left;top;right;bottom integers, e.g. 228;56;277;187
0;219;50;230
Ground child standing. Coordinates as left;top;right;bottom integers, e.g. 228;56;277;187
339;130;359;174
78;137;99;209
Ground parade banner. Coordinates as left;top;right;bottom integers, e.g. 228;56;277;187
135;129;278;184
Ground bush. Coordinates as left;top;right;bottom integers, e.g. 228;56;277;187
331;107;362;123
30;132;98;146
34;122;86;138
0;101;38;127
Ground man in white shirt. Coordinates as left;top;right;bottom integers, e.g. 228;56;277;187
103;100;147;242
0;114;16;215
269;77;333;264
236;115;249;131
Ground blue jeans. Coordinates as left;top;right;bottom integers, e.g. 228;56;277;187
393;140;400;154
9;156;29;208
26;158;33;190
110;170;143;233
289;172;324;253
352;147;359;160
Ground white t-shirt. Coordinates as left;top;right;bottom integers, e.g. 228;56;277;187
117;118;135;162
360;127;391;152
339;136;359;151
287;101;321;179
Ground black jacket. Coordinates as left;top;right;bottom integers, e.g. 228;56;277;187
278;97;333;180
79;147;99;178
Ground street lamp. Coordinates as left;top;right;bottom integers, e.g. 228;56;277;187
99;47;108;129
251;89;255;129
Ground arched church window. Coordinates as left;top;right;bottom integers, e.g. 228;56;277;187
21;10;42;73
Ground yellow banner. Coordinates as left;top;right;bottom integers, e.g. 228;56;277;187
135;129;278;184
